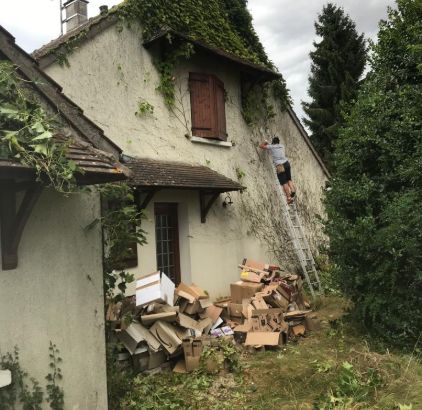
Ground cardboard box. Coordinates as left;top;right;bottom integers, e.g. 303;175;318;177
182;337;211;371
230;281;264;304
251;298;268;310
244;331;283;346
149;321;182;354
140;311;177;326
183;300;202;315
136;271;175;307
228;303;243;318
242;258;270;271
175;289;196;304
177;283;208;300
148;350;167;369
173;359;187;373
132;346;149;372
118;322;161;354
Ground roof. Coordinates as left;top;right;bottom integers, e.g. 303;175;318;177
0;24;130;183
33;11;119;68
0;25;121;157
32;10;280;81
125;157;244;192
0;133;127;184
143;30;281;82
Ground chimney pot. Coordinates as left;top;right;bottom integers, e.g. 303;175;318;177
63;0;89;33
99;5;108;15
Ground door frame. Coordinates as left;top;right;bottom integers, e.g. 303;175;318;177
154;202;181;285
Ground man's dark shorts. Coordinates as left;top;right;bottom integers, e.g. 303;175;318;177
277;161;292;185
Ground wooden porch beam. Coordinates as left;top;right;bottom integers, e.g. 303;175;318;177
0;183;43;270
134;189;159;211
199;191;221;223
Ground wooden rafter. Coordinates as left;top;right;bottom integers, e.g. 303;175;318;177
199;191;221;223
134;189;159;211
0;183;43;270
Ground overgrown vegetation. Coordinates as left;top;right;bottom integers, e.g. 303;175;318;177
97;183;147;302
0;344;64;410
0;61;78;192
302;3;367;168
325;0;422;347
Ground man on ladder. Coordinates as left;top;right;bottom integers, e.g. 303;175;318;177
259;136;296;204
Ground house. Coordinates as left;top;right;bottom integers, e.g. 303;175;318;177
0;25;130;408
33;1;329;299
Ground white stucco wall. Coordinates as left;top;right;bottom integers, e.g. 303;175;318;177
0;189;107;410
43;22;328;298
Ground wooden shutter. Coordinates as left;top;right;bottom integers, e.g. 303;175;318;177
189;73;215;138
189;73;227;140
214;77;227;141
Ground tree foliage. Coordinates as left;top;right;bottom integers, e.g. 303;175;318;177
303;3;366;167
325;0;422;347
0;61;78;192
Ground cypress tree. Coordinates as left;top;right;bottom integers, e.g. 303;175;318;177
302;3;366;167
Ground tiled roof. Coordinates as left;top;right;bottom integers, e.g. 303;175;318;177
126;157;244;192
0;24;130;183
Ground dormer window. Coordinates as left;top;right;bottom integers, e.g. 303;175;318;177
189;73;227;141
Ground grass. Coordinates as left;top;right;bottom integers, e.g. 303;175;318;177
114;296;422;410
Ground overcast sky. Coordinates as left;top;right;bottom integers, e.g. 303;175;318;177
0;0;395;122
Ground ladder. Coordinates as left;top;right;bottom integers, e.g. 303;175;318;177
270;162;322;298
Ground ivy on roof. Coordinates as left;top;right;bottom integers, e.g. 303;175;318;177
120;0;290;109
122;0;269;68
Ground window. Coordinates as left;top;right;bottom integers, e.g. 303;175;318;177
189;73;227;141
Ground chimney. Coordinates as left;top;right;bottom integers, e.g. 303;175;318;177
63;0;89;33
99;5;109;15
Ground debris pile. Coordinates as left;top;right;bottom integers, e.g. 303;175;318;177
108;259;319;374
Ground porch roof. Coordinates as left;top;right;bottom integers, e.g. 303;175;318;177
126;157;244;192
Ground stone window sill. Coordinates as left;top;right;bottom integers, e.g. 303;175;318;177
190;135;233;148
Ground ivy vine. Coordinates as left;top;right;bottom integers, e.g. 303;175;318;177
0;61;78;192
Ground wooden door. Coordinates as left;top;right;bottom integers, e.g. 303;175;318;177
154;203;181;285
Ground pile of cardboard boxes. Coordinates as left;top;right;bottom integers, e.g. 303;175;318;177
108;259;318;374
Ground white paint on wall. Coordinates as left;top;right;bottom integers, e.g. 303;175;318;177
0;189;107;409
44;21;328;298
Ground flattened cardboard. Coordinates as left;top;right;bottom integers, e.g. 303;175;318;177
183;300;202;315
252;298;268;310
244;331;282;346
205;305;223;323
230;281;264;304
234;321;252;333
242;259;269;272
149;321;182;354
199;298;212;309
240;270;265;283
118;322;161;354
178;313;201;330
291;324;306;336
140;311;177;326
136;271;175;307
284;310;312;319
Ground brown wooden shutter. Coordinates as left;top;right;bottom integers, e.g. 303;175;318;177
214;77;227;141
189;73;227;140
189;73;215;138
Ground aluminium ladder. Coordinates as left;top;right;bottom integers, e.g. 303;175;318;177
269;161;322;298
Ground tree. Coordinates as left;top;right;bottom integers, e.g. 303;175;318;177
325;0;422;347
302;3;366;167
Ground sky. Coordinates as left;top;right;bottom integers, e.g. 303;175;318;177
0;0;395;123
